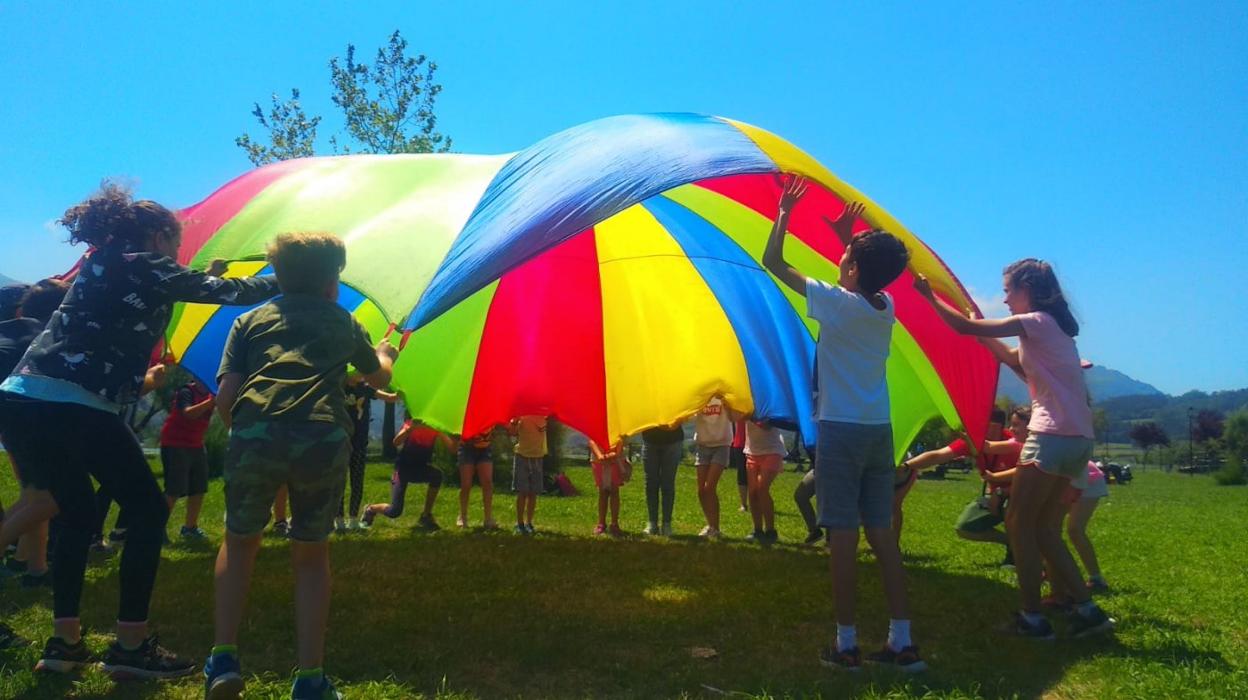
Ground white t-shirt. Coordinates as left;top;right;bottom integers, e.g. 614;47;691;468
1016;312;1094;438
694;397;733;446
805;278;893;425
744;421;787;456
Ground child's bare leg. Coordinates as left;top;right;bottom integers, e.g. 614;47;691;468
609;489;620;526
864;526;910;621
828;529;859;626
1066;498;1103;580
892;479;914;544
273;486;288;522
420;486;439;519
525;494;536;525
1007;466;1056;612
0;489;58;552
185;493;205;529
17;519;49;574
458;464;473;523
703;464;724;531
478;462;495;524
597;489;608;526
757;468;778;531
1036;488;1090;604
515;493;525;526
746;467;763;532
213;532;264;647
291;540;331;670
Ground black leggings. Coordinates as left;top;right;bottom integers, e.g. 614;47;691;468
0;394;168;621
339;438;368;519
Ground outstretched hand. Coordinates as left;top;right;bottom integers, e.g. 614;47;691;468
778;176;808;212
913;274;935;301
376;338;400;362
823;201;865;243
206;259;228;278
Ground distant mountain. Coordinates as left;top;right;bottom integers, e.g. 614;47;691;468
998;364;1164;405
0;272;22;287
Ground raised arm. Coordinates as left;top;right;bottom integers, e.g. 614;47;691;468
913;275;1025;338
977;336;1024;377
900;445;960;471
761;177;810;295
361;339;398;390
151;256;280;307
393;421;413;449
183;394;216;420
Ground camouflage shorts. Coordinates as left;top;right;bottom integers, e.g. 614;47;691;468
225;420;350;542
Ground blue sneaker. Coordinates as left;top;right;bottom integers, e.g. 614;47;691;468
203;652;244;699
292;672;343;700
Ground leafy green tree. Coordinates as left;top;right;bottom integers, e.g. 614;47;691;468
235;29;452;456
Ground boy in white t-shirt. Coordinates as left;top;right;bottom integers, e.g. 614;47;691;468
762;177;921;672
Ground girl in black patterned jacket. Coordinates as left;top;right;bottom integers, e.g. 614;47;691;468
0;182;279;679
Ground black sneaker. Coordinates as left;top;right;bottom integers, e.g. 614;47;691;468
101;635;196;680
1086;578;1111;595
20;570;51;589
0;622;31;650
762;529;779;545
1068;605;1114;639
3;557;26;575
745;530;764;544
34;636;93;673
866;644;927;673
803;529;824;546
271;520;290;538
108;528;127;544
1000;548;1015;569
417;514;440;531
1008;611;1056;641
818;644;862;671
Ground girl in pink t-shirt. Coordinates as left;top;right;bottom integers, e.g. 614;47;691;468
915;259;1111;639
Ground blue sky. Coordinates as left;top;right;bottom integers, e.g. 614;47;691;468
1;2;1244;394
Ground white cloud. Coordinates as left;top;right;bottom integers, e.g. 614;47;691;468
967;285;1009;320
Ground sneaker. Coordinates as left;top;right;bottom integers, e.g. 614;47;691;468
361;508;378;527
705;527;722;540
333;518;347;534
818;644;861;671
642;523;658;536
866;645;927;673
90;538;115;555
272;520;290;537
355;517;371;531
1000;549;1015;570
456;517;468;529
3;557;26;574
513;524;527;535
203;652;244;699
482;520;499;530
745;529;764;544
417;514;440;531
608;524;625;537
1041;595;1075;613
20;570;51;589
0;623;31;650
524;524;536;535
1087;577;1111;595
291;672;343;700
180;526;209;541
34;636;93;673
803;529;824;546
101;635;196;680
1068;605;1114;639
762;529;779;544
593;523;607;535
738;505;749;513
660;523;673;537
108;528;127;544
1008;611;1056;641
698;525;712;538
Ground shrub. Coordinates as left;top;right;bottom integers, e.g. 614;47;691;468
1214;456;1246;486
204;416;228;479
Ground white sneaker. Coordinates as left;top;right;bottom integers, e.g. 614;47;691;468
660;523;673;537
698;526;712;538
706;527;722;540
333;517;346;533
643;523;658;536
456;517;468;529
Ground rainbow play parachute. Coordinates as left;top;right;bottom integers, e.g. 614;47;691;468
166;113;998;455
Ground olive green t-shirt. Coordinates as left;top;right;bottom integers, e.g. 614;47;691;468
218;294;381;431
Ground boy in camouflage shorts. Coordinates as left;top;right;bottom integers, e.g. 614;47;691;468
204;233;397;700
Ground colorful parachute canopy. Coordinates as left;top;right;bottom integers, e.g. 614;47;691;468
168;113;998;456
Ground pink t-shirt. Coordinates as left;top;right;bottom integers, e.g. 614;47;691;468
1016;312;1094;438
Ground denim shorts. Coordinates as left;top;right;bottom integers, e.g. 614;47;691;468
814;420;894;530
1020;433;1094;490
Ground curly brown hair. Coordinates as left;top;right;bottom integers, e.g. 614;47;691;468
266;233;347;294
58;181;180;251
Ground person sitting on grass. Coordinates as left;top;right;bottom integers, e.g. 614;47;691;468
0;183;278;679
914;257;1113;640
362;414;454;531
589;438;630;536
510;415;548;535
763;177;924;672
743;418;786;544
205;232;397;700
160;376;215;542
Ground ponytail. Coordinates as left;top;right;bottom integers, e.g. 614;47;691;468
58;181;179;252
1004;258;1079;337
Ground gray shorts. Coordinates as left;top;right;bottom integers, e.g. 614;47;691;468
512;455;544;494
1020;433;1094;490
814;420;894;531
695;444;730;467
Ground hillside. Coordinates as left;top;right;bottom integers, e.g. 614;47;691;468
998;364;1164;404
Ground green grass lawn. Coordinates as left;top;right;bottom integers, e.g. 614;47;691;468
1;454;1245;699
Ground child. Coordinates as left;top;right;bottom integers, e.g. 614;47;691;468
362;414;453;531
457;430;497;529
693;397;734;539
0;184;277;678
762;177;923;671
337;373;399;532
0;279;69;592
160;377;215;540
641;423;684;536
510;415;548;534
205;233;397;700
589;439;628;536
731;418;749;512
743;420;786;544
915;257;1113;640
1067;461;1109;593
